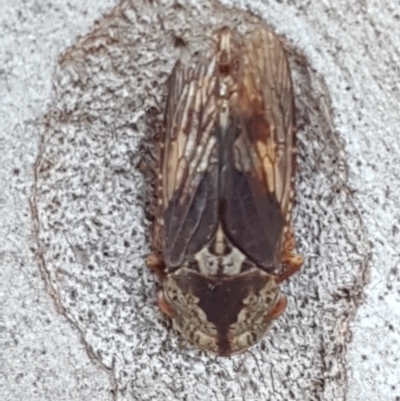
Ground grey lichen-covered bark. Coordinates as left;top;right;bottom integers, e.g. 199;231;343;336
29;1;368;400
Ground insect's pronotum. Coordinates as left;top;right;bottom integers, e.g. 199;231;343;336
147;25;303;356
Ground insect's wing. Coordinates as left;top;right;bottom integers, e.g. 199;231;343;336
161;59;219;270
221;27;296;270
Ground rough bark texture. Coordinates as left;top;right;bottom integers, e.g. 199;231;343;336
2;1;399;400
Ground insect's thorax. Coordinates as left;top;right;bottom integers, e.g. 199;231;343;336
193;224;250;276
162;224;281;355
163;261;280;355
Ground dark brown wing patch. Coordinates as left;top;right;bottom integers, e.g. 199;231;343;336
235;27;295;218
220;27;296;270
161;60;220;269
160;26;296;273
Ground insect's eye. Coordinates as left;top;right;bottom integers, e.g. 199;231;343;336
267;294;288;320
157;291;175;318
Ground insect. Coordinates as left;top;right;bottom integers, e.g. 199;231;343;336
147;25;303;356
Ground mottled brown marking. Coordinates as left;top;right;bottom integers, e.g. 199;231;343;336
173;270;274;355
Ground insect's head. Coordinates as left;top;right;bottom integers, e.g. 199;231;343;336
158;268;287;356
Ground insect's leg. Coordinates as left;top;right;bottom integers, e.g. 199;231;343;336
146;217;167;278
278;224;303;284
146;194;167;271
278;256;303;284
267;294;287;319
157;290;175;317
146;253;166;279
